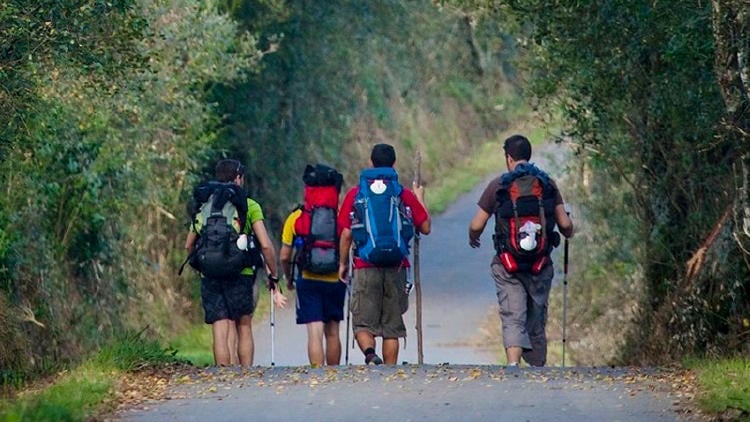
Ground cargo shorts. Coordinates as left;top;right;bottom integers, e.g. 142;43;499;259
491;258;554;366
350;267;408;338
201;273;259;324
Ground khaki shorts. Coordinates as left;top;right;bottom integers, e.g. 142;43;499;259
350;267;408;338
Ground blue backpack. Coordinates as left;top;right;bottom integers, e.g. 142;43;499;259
351;167;414;266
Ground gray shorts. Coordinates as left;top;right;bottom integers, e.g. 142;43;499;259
350;267;408;339
491;258;553;366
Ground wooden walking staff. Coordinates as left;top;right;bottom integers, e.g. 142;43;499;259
413;151;424;364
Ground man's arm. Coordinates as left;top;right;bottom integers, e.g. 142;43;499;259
338;228;352;283
555;203;574;239
252;220;277;277
279;243;295;290
409;182;431;235
468;208;491;248
253;220;287;307
185;231;197;253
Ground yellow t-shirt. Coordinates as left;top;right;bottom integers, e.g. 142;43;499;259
193;197;265;275
282;208;339;282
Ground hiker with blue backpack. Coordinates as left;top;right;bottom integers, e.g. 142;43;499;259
279;164;347;367
184;159;287;367
468;135;573;367
338;144;431;365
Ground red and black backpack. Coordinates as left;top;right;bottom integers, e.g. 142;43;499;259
293;164;343;275
493;163;560;274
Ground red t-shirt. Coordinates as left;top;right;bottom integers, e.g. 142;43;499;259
338;185;429;268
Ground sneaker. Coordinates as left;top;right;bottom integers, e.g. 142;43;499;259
365;353;383;365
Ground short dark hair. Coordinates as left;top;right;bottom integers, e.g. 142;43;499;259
370;143;396;167
503;135;532;161
215;159;245;182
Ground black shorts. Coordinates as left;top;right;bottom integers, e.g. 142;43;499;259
201;274;257;324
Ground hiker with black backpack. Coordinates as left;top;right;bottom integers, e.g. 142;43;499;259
184;159;287;367
468;135;573;367
338;144;431;365
279;164;346;367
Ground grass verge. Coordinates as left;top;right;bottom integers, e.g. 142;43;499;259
0;330;182;422
686;357;750;420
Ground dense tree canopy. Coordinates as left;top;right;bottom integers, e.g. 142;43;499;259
448;0;750;362
0;0;516;380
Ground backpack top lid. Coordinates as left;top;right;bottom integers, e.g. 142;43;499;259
358;167;401;196
296;165;342;236
303;164;343;192
500;162;550;190
193;181;248;232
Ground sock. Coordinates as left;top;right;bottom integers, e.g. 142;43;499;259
363;347;375;356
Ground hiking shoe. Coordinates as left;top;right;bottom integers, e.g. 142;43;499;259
365;353;383;365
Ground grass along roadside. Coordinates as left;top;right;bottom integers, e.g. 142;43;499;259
686;357;750;420
0;330;183;422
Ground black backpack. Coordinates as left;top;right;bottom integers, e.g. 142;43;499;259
179;182;262;278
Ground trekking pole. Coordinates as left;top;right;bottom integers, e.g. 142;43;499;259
344;284;351;365
346;244;354;361
413;151;424;365
562;236;569;368
270;284;276;367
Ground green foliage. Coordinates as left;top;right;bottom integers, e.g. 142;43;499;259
1;332;182;422
168;325;215;367
686;357;750;418
482;0;750;364
212;0;519;223
1;0;521;384
0;0;261;380
96;329;181;372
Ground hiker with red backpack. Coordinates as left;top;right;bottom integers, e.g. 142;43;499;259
469;135;573;367
279;164;347;367
338;144;431;365
184;159;287;367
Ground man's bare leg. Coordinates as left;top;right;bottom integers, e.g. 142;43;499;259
324;321;341;365
211;319;232;366
506;346;522;365
237;314;254;367
382;337;399;364
228;323;239;365
306;321;325;367
356;330;382;364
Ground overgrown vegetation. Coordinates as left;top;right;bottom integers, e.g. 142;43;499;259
1;0;519;390
687;357;750;421
446;0;750;365
0;331;181;421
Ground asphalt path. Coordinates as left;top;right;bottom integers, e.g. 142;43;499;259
118;145;696;421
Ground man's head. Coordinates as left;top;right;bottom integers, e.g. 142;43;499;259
215;159;245;183
370;143;396;168
503;135;532;162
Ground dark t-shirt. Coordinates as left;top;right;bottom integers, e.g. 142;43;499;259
477;175;564;214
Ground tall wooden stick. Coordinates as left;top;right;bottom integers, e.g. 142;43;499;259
413;151;424;364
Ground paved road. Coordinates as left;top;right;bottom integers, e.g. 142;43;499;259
120;365;691;421
118;145;695;421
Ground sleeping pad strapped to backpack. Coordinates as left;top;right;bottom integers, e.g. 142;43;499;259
351;167;414;266
293;164;343;275
493;163;560;274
